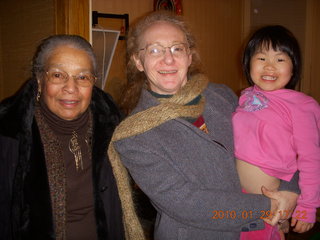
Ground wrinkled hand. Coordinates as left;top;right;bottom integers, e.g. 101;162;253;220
261;186;298;226
291;218;314;233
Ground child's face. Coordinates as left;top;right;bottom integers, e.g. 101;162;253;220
250;46;293;91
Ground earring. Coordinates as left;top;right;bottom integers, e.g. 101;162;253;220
36;89;41;102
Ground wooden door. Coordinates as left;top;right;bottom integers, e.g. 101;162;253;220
54;0;90;41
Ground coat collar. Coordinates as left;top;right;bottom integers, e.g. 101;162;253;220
0;78;37;138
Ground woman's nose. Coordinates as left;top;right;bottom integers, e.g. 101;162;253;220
162;48;174;64
63;77;78;93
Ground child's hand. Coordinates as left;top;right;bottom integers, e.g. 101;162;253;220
291;218;314;233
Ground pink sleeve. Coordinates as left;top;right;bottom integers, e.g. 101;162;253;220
291;98;320;223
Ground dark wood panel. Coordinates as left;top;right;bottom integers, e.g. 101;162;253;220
0;0;55;100
54;0;90;40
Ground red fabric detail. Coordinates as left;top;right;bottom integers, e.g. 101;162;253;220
193;115;208;134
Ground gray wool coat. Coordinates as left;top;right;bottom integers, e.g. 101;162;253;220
115;83;298;240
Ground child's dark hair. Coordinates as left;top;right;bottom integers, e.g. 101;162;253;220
243;25;301;89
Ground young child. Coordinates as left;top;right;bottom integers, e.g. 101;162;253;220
233;25;320;240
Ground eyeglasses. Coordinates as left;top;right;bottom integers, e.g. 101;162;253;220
45;69;96;87
140;43;190;58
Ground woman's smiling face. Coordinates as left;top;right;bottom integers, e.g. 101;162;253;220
133;21;192;95
39;45;94;120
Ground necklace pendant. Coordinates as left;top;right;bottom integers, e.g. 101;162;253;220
69;130;83;171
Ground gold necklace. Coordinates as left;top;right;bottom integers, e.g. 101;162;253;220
69;130;84;171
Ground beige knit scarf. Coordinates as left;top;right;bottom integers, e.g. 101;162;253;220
107;74;208;240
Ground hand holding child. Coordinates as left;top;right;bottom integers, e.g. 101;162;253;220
261;186;298;226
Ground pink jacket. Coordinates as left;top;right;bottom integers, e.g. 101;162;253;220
233;86;320;223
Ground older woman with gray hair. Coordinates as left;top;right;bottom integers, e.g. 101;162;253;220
0;35;142;240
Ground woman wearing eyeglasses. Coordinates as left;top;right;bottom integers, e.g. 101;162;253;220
0;35;144;240
108;11;301;240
